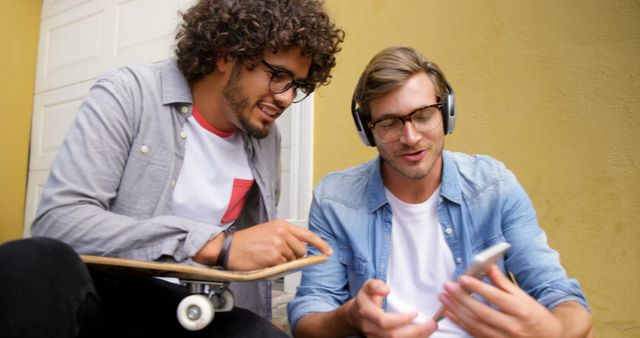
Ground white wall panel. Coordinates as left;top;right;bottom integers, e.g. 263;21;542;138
116;0;179;51
35;1;108;92
112;0;188;64
22;170;50;238
46;12;103;71
42;0;91;19
276;96;314;221
29;80;93;170
36;0;195;93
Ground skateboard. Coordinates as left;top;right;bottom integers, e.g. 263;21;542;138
81;254;327;331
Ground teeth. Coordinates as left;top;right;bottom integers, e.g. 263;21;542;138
259;105;278;117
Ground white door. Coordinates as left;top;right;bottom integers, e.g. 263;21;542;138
24;0;314;241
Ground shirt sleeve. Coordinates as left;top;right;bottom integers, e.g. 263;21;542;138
30;68;220;263
287;186;353;333
499;167;590;311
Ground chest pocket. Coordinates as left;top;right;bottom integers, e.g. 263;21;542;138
338;245;369;294
338;245;368;273
111;139;170;217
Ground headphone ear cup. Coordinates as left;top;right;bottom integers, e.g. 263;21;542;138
351;98;376;147
442;82;456;134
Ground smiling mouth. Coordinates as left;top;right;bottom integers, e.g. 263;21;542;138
258;103;281;118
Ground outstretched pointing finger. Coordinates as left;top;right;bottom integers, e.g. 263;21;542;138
288;224;333;256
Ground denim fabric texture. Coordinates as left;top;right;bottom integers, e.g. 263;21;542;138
288;151;589;333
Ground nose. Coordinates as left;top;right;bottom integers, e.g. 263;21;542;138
398;120;421;145
273;87;296;108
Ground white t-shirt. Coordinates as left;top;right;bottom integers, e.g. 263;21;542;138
385;187;472;338
171;106;254;227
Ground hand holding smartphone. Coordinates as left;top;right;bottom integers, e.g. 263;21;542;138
432;241;511;322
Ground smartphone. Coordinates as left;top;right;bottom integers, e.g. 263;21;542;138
432;241;511;322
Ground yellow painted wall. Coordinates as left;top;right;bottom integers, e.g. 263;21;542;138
0;1;41;243
317;1;639;337
1;1;637;335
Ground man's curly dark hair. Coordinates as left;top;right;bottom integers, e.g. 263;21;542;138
175;0;344;88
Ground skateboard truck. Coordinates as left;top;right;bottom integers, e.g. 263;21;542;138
81;254;327;331
177;281;234;331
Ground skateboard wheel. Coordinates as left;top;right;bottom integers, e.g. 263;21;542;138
177;294;214;331
217;289;234;312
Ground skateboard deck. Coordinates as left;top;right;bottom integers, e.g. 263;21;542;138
81;254;327;331
81;254;327;282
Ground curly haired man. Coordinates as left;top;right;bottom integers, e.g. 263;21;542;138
0;1;344;337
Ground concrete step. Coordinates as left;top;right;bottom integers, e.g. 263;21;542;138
272;290;295;336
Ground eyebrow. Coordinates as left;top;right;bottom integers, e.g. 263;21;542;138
376;104;435;120
266;62;309;82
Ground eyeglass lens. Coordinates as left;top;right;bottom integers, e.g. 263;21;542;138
262;60;312;103
372;105;441;142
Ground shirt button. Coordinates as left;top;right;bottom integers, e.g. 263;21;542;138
445;228;453;235
180;130;187;139
140;145;149;154
455;257;463;264
170;180;176;187
180;106;189;114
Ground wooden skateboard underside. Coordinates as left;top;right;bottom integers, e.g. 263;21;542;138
81;254;327;282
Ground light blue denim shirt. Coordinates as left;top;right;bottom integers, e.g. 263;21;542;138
288;151;589;332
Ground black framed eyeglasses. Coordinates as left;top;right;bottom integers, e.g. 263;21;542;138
368;103;443;143
261;59;314;103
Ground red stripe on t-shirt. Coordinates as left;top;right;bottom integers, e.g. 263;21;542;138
220;179;255;224
192;105;235;138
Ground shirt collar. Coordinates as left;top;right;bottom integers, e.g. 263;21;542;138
160;59;193;105
366;157;391;213
441;150;463;205
366;151;463;213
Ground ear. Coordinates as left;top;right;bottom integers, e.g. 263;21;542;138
216;56;234;73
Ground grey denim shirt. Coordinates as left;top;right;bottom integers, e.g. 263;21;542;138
31;59;281;319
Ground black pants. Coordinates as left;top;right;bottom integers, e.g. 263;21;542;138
0;237;289;338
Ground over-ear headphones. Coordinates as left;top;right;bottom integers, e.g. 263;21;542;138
351;80;456;147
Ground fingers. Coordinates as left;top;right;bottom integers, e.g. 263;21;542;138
485;265;521;295
362;311;418;332
359;283;421;330
441;265;554;338
284;231;308;258
226;220;332;269
278;243;297;262
438;265;569;338
350;280;439;338
441;280;511;331
357;280;397;326
361;279;390;307
458;265;526;315
287;223;333;256
355;281;424;336
355;280;390;324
